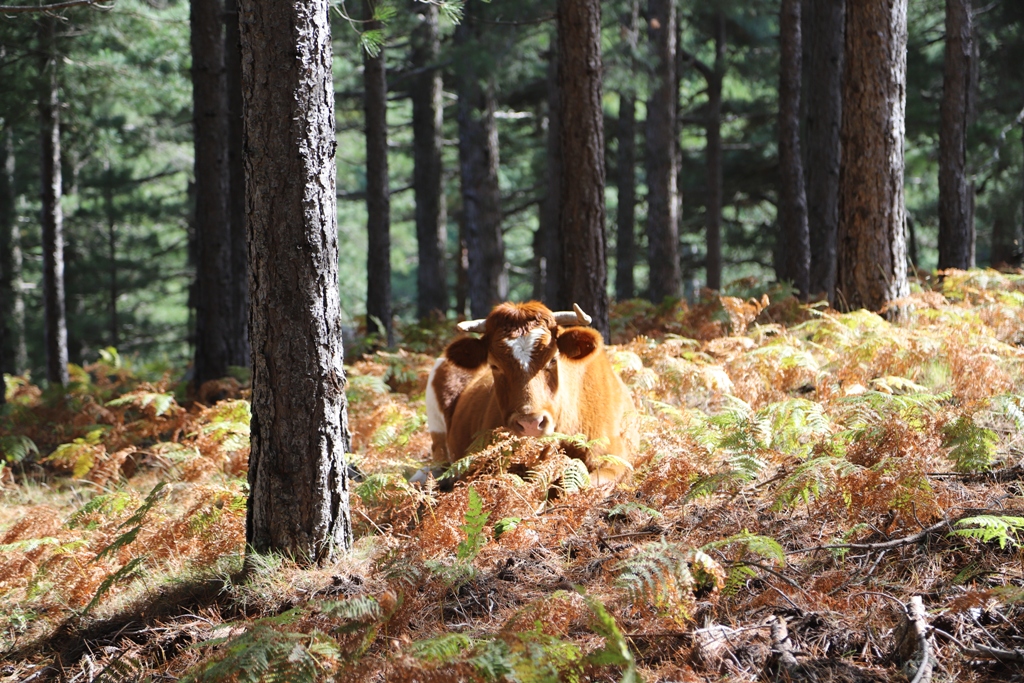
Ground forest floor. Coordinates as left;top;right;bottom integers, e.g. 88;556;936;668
2;270;1024;683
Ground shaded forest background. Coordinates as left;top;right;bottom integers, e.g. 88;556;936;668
0;0;1023;376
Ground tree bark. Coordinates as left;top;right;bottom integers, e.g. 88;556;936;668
777;0;810;299
38;17;68;388
363;1;392;346
835;0;909;316
705;11;726;292
0;124;24;397
103;161;118;348
456;7;506;318
615;92;637;302
411;2;447;321
557;0;609;340
539;37;563;308
240;0;353;562
804;0;844;299
937;0;974;270
191;0;233;387
645;0;681;303
225;0;250;367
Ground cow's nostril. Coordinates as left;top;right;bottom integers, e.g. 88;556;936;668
538;415;548;431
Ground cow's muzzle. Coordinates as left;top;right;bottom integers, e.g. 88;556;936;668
512;412;554;437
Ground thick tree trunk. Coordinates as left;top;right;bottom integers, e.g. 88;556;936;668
0;124;23;396
38;17;68;388
240;0;352;562
363;2;393;346
705;11;726;292
539;37;563;308
937;0;974;270
777;0;810;299
557;0;609;340
645;0;680;303
191;0;233;387
456;9;506;318
411;2;447;321
804;0;844;299
835;0;909;316
225;0;250;367
615;93;637;302
993;124;1024;267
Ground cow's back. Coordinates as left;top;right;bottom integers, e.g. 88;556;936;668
426;358;501;463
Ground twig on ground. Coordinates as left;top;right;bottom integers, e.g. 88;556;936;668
788;519;950;554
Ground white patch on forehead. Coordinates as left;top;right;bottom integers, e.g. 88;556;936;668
503;327;547;371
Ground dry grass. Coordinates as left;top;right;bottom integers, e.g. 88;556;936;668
1;269;1024;682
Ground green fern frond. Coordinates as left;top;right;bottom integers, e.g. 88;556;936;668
407;632;477;663
370;407;425;450
0;537;61;554
83;556;147;614
942;414;998;473
702;530;786;566
107;390;176;416
560;458;591;493
614;540;720;614
494;517;521;539
321;596;381;622
760;398;832;455
457;487;489;562
0;435;38;464
66;490;137;528
952;516;1024;549
440;454;476;480
772;455;859;508
580;590;639;682
182;614;340;683
200;400;251;451
607;502;663;520
346;373;389;403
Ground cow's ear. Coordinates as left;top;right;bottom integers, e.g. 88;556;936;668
445;336;489;369
556;327;601;360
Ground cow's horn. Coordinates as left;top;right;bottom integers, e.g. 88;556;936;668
553;304;592;327
457;318;487;334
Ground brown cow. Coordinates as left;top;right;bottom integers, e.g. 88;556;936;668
426;301;636;486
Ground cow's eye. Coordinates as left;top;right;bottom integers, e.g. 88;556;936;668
547;358;557;370
489;363;500;372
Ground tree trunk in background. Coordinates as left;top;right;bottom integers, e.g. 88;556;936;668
456;8;506;318
539;38;563;308
0;124;22;399
557;0;609;340
991;116;1024;267
103;161;118;348
937;0;974;270
225;0;250;367
804;0;844;299
240;0;352;562
39;17;68;388
191;0;233;388
363;2;393;346
705;11;726;292
645;0;680;303
777;0;810;299
455;215;469;316
615;93;637;302
411;2;447;321
615;0;640;303
835;0;909;316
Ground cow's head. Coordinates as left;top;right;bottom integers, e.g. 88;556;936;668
445;302;602;437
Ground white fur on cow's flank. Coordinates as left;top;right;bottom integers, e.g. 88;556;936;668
503;327;547;371
425;356;447;435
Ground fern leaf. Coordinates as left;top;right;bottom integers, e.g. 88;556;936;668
942;415;998;473
456;487;489;562
407;633;476;663
580;590;639;682
560;457;591;493
0;435;38;464
84;556;147;614
702;530;786;566
952;516;1024;549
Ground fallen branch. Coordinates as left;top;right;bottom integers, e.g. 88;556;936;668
931;627;1024;663
788;520;949;555
892;596;932;683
